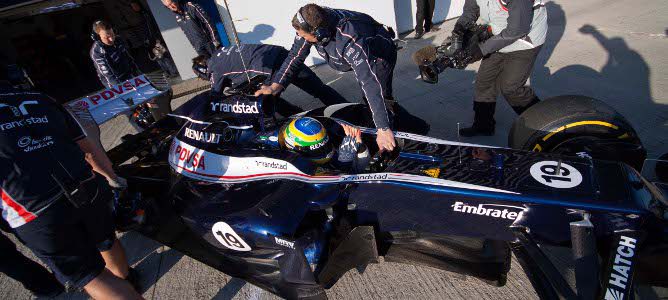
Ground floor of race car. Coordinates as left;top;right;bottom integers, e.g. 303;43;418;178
2;0;667;298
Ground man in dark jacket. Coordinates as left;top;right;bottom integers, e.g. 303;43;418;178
255;4;398;153
162;0;221;57
194;43;347;107
0;84;139;298
450;0;547;137
89;20;141;89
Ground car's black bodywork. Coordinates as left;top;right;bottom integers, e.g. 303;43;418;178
109;93;668;300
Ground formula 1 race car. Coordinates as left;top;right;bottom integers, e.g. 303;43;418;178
108;82;668;299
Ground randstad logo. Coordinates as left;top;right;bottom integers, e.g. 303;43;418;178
211;101;259;114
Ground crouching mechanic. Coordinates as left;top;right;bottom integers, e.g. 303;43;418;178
256;4;398;153
192;43;348;106
450;0;547;137
0;84;141;298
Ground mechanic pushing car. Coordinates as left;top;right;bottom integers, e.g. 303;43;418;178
162;0;221;57
90;20;141;89
191;43;348;106
0;83;141;299
255;4;398;153
450;0;547;137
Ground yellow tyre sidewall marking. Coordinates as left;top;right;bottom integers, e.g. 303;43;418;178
532;120;621;152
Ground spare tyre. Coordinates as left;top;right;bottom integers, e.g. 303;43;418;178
508;95;646;170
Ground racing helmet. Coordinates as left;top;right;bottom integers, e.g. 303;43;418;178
280;117;334;164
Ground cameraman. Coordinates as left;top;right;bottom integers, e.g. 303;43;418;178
192;43;347;106
451;0;547;136
255;4;398;153
0;83;140;298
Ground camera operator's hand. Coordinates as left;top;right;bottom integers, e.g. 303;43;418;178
254;83;284;97
452;45;483;69
107;176;128;190
376;128;396;153
452;23;466;37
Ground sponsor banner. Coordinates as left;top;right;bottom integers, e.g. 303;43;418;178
168;138;519;194
451;201;525;220
65;75;164;125
600;230;644;300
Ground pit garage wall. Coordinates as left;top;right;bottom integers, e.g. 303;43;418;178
147;0;464;80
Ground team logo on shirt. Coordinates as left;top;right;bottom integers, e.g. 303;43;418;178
17;136;54;152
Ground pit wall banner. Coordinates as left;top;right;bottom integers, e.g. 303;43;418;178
65;75;165;125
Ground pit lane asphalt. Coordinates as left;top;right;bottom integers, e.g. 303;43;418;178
1;0;667;298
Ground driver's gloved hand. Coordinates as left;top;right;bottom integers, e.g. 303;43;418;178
338;136;359;164
452;45;483;69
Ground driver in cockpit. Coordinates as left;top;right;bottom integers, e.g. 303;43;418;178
275;117;370;173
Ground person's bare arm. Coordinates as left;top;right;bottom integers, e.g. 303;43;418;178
76;137;126;188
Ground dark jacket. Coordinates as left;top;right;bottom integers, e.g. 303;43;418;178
0;87;92;228
208;44;284;94
90;40;140;88
273;8;396;129
174;1;221;57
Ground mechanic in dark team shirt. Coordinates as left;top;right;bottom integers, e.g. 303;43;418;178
162;0;221;57
449;0;547;137
89;20;141;89
0;83;141;298
255;4;398;153
191;43;348;106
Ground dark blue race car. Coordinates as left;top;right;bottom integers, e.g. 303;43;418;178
109;82;668;300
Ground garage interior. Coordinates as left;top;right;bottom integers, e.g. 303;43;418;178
0;0;178;103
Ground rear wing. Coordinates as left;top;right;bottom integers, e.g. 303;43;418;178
64;75;170;127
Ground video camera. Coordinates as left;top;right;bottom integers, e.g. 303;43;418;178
413;25;493;84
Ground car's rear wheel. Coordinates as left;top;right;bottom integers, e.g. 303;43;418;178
508;95;646;170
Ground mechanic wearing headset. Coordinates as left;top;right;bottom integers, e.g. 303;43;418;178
162;0;221;57
0;83;141;298
255;4;398;153
191;43;348;106
451;0;547;137
89;20;141;89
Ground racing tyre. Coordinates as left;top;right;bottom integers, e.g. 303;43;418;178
508;95;646;170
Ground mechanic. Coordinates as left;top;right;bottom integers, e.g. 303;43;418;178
0;220;64;298
90;20;141;89
0;82;141;298
278;117;370;172
255;4;398;153
161;0;221;57
130;0;178;78
191;43;348;106
450;0;547;137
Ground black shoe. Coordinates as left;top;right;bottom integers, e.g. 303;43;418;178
125;267;141;292
460;101;496;137
414;31;424;39
511;96;541;115
459;125;495;137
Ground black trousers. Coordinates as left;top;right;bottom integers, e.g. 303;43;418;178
415;0;436;33
274;49;348;107
0;225;63;296
474;46;542;107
